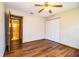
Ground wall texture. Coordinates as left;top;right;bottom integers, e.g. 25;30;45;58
6;8;45;43
0;3;5;56
47;7;79;49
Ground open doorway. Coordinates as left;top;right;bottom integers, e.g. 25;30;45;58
5;12;23;52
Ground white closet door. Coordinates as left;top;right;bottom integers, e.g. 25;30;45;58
46;19;60;42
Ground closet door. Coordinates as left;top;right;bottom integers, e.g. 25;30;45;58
46;19;60;42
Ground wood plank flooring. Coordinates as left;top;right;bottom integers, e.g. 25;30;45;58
4;39;79;57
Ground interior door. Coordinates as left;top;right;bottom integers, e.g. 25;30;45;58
46;19;60;42
10;17;21;50
7;13;23;51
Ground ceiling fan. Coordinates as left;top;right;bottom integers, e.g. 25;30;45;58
35;2;63;13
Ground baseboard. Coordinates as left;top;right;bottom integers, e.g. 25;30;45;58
23;38;46;44
59;42;79;50
45;39;79;50
23;38;79;50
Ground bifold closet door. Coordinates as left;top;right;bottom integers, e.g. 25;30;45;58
46;19;60;42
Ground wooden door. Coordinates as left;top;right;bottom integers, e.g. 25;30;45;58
6;12;23;52
10;16;22;50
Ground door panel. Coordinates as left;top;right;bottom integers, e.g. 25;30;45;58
11;19;20;40
10;18;21;50
7;13;23;51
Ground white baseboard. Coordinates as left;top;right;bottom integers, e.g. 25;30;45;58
46;39;79;50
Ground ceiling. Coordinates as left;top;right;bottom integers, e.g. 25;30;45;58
5;2;79;17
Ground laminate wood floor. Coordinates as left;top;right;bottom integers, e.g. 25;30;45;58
4;39;79;57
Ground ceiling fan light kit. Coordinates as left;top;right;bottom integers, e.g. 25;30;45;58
35;2;63;13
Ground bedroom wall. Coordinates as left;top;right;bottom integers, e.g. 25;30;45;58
47;7;79;49
6;8;45;43
0;3;5;56
46;19;60;42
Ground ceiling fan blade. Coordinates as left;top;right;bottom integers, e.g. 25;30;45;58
44;2;48;5
44;2;49;7
52;5;63;7
35;4;43;6
49;9;52;13
38;8;44;13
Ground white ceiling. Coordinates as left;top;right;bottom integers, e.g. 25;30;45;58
5;2;79;17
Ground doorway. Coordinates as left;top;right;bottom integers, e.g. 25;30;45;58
6;13;23;51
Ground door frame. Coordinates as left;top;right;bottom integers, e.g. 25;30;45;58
6;12;23;52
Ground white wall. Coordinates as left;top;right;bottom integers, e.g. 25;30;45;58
6;8;45;43
0;3;5;56
46;19;60;42
47;7;79;49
